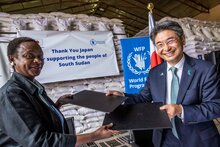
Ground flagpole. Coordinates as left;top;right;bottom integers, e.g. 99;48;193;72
147;2;155;36
147;3;163;68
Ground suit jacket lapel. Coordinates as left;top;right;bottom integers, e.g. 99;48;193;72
157;62;167;104
177;55;196;104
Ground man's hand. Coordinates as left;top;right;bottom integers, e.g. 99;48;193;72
55;94;73;108
106;90;125;97
160;104;182;119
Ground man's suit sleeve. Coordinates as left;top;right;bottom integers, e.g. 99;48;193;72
183;65;220;124
124;75;153;104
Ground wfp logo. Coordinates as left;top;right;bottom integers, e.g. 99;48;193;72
127;51;150;75
90;39;105;46
90;39;97;46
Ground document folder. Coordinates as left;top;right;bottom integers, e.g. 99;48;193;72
102;103;172;130
63;90;127;113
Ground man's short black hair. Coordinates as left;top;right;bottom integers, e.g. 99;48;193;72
150;20;184;44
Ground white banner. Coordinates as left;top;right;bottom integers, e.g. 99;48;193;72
0;42;10;88
18;31;119;83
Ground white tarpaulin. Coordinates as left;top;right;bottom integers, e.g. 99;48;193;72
0;42;10;88
18;31;119;83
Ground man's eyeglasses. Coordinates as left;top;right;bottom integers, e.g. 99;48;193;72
155;37;178;50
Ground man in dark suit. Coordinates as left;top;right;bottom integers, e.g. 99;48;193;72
107;20;220;147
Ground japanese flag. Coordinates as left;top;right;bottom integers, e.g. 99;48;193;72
149;12;163;68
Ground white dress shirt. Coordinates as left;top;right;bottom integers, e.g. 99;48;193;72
166;55;185;119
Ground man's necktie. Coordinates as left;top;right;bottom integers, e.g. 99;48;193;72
170;67;179;139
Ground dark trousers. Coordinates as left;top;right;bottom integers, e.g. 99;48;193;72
161;129;181;147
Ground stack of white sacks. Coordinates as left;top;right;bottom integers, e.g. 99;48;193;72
0;11;126;71
0;11;126;134
135;17;220;59
44;77;125;134
60;104;105;134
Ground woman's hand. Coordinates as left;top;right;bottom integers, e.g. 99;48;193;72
76;123;119;146
92;123;119;140
55;94;73;108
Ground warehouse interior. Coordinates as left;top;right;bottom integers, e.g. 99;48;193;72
0;0;220;36
0;0;220;147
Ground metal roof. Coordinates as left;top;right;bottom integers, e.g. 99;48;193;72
0;0;219;36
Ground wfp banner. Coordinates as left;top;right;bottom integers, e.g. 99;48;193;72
121;36;150;93
18;31;119;83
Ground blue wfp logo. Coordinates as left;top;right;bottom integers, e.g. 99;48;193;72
127;50;150;75
90;39;97;46
90;39;105;46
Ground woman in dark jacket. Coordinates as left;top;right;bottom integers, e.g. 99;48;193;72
0;37;117;147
